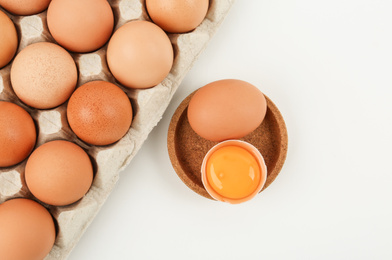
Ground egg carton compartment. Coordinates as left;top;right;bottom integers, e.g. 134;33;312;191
0;0;235;259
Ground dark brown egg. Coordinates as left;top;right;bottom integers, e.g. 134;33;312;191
0;101;36;167
67;81;133;146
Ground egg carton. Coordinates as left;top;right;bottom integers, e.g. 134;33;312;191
0;0;235;259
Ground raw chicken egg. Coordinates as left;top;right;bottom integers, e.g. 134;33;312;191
146;0;209;33
67;81;133;146
0;198;56;260
25;140;93;206
201;140;267;204
0;101;36;167
10;42;77;109
107;20;173;89
0;10;18;68
47;0;114;53
0;0;51;16
187;79;267;142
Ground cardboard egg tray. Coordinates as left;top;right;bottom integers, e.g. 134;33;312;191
0;0;235;258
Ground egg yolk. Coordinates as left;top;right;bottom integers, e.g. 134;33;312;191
206;145;261;200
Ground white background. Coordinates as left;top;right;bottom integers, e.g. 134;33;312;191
70;1;392;259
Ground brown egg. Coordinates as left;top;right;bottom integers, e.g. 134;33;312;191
25;140;93;206
10;42;77;109
0;101;36;167
187;79;267;142
0;10;18;69
0;198;56;260
146;0;209;33
67;81;133;146
107;20;173;89
0;0;51;15
47;0;114;53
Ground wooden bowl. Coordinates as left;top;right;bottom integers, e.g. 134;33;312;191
167;90;288;200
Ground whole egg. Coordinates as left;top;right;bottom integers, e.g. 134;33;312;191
187;79;267;142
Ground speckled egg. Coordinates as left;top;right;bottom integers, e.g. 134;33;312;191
10;42;77;109
67;81;133;146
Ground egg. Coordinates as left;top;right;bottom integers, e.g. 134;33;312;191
10;42;77;109
107;20;173;89
0;10;18;69
0;198;56;260
146;0;209;33
67;81;133;146
25;140;93;206
0;0;51;16
201;140;267;204
187;79;267;142
47;0;114;53
0;101;36;167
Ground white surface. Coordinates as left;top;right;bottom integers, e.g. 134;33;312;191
70;1;392;259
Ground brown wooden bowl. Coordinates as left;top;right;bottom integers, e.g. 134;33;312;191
167;90;288;200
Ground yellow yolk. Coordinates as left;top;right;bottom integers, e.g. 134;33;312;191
206;145;261;200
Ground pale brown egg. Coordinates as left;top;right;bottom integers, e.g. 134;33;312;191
25;140;93;206
0;198;56;260
10;42;77;109
146;0;209;33
47;0;114;53
107;20;173;89
0;10;18;69
67;81;133;146
0;0;51;16
187;79;267;142
0;101;36;167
